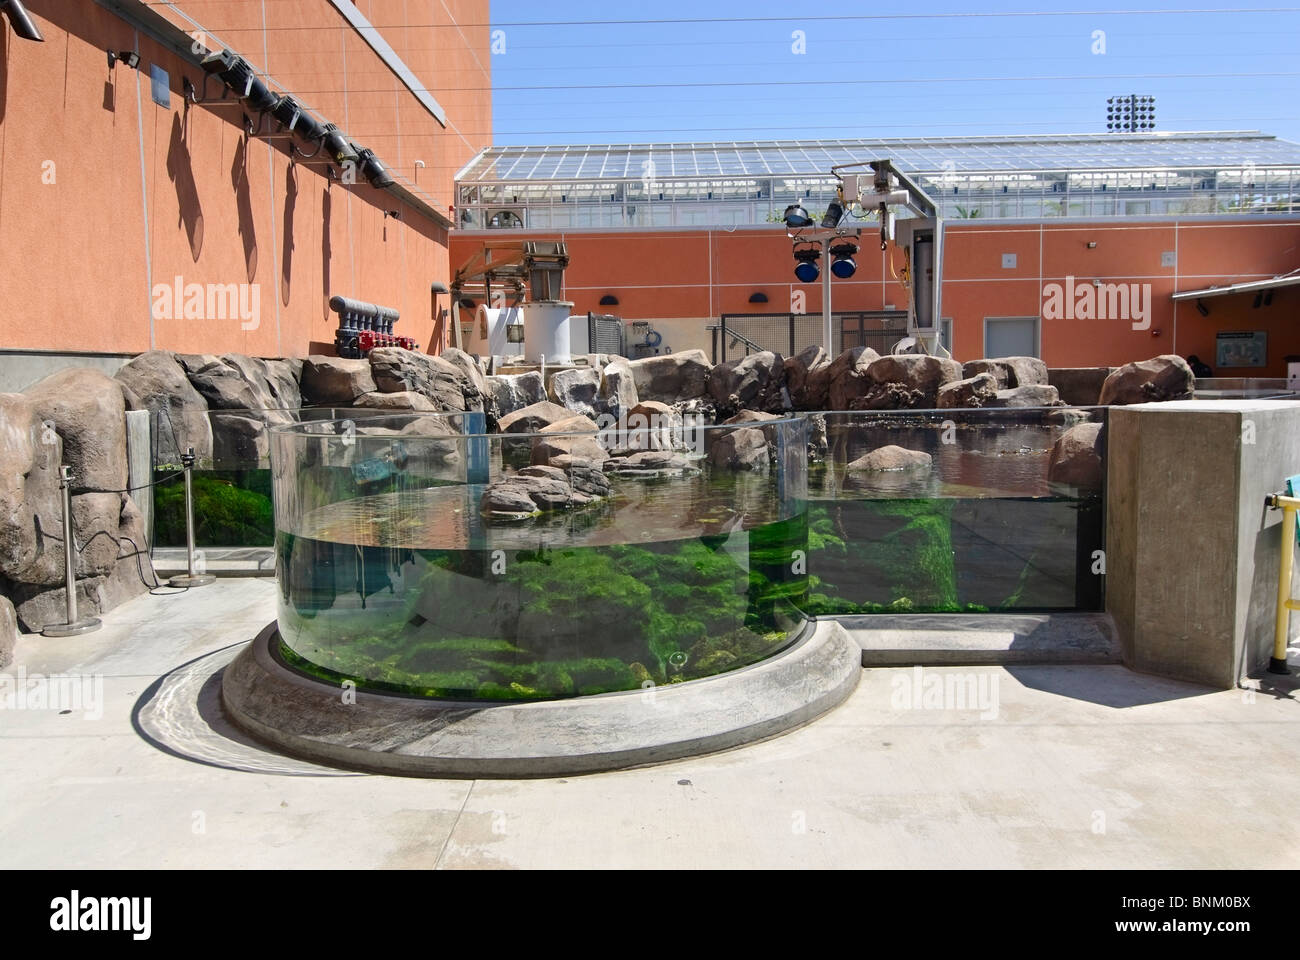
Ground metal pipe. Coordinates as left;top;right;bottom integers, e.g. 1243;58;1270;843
40;465;101;637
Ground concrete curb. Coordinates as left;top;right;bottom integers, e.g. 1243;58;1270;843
222;619;861;778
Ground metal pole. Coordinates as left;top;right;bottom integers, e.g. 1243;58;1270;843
1271;500;1295;674
41;465;101;637
822;237;833;357
169;447;215;588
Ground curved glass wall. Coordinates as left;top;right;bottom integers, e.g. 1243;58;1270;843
149;407;473;550
271;413;811;701
805;407;1106;615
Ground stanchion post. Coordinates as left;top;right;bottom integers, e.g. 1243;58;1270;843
41;465;102;637
168;447;215;588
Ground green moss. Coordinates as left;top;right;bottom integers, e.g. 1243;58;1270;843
154;470;273;547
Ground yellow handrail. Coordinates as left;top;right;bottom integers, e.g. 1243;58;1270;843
1265;492;1300;675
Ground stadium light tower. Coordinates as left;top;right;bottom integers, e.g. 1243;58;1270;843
1107;95;1156;132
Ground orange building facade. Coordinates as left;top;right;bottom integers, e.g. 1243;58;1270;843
450;217;1300;376
0;0;490;368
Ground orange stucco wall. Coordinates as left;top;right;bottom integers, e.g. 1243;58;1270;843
451;218;1300;375
0;0;490;358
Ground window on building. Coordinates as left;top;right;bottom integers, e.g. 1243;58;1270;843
983;316;1039;358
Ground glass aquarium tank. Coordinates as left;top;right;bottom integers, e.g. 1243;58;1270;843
151;407;471;549
805;407;1106;615
270;412;811;701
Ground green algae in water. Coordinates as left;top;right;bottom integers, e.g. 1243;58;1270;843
276;473;810;700
802;495;1102;615
153;469;274;547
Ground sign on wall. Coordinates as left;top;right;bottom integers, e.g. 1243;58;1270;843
1216;330;1268;368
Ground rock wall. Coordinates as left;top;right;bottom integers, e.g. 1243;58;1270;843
0;342;1199;638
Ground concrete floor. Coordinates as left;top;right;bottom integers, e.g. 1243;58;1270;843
2;578;1298;869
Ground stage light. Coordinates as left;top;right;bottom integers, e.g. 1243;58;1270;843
201;49;277;112
356;148;395;188
793;246;821;283
830;241;858;279
272;95;324;140
820;200;845;228
317;124;358;165
783;204;813;228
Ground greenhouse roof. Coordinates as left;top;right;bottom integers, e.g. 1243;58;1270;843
457;131;1300;183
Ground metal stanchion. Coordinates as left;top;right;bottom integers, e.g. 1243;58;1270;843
41;465;102;637
168;448;215;588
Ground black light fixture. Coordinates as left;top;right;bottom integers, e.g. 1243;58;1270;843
748;292;769;304
107;50;140;69
783;204;814;228
317;124;358;165
793;245;821;283
201;49;277;112
272;95;324;141
1196;299;1210;317
1;0;43;42
829;241;858;279
355;148;394;188
599;294;619;306
820;199;845;229
383;209;401;220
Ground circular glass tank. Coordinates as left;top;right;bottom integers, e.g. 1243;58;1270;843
269;411;810;700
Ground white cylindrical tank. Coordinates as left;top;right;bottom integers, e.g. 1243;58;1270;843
522;300;575;364
471;304;524;358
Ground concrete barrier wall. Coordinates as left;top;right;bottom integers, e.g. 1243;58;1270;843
1107;399;1300;687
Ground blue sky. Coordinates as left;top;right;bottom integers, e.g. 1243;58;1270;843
487;1;1300;145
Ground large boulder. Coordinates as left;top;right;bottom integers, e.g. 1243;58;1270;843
989;385;1061;408
0;595;16;669
627;349;711;403
847;445;932;472
180;354;269;411
597;358;639;421
706;351;786;415
1098;355;1195;406
621;400;678;452
114;350;213;463
24;368;128;492
300;356;377;404
963;357;1048;389
826;347;882;410
1048;422;1104;490
937;373;999;409
832;353;961;410
0;392;63;585
497;400;575;435
368;347;467;411
1049;367;1115;407
210;412;269;466
548;367;602;418
530;415;608;465
220;353;299;416
785;345;829;410
707;426;769;471
439;348;491;415
488;372;546;419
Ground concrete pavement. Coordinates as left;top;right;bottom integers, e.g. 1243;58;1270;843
1;578;1297;869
